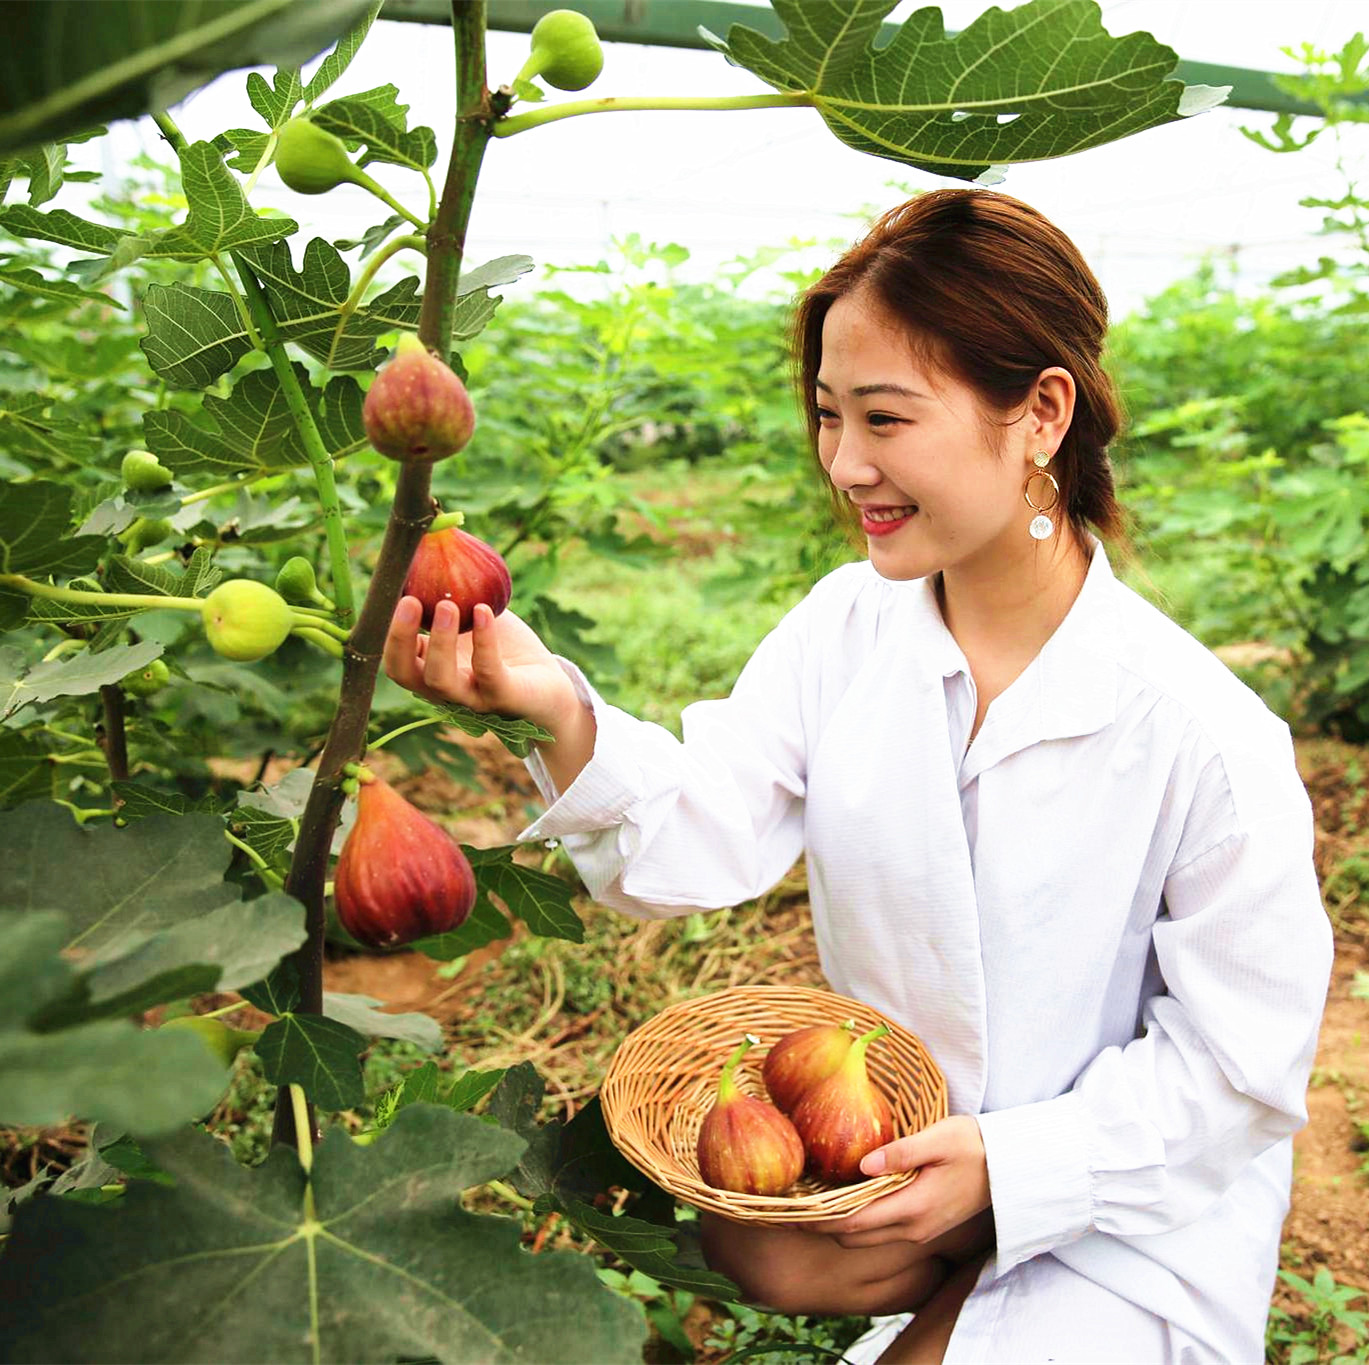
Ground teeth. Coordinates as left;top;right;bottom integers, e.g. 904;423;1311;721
865;506;916;522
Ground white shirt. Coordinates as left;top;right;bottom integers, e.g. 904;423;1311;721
520;541;1332;1362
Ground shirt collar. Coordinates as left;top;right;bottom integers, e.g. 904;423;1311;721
892;538;1120;773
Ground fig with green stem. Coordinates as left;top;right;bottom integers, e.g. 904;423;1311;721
791;1023;897;1184
696;1034;804;1196
363;333;476;463
274;117;428;231
514;9;604;92
200;579;295;662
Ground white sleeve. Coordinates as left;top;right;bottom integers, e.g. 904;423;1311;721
975;794;1333;1275
516;597;811;920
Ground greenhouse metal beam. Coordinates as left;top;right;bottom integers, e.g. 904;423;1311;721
376;0;1360;118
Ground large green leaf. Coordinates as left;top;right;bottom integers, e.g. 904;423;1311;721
140;284;254;389
0;398;101;469
321;991;443;1052
0;0;375;156
0;1107;647;1363
313;88;438;173
146;142;297;263
0;731;53;810
142;364;366;474
0;803;230;957
716;0;1228;180
303;1;384;106
0;911;231;1132
256;1010;368;1109
0;640;163;722
0;480;104;577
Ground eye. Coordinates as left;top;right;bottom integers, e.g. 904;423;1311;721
814;405;838;425
867;413;903;429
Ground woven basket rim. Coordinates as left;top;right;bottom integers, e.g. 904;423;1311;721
601;984;948;1225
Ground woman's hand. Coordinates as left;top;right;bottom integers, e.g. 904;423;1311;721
383;597;578;727
798;1115;992;1251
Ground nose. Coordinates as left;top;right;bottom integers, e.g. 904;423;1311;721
823;427;879;493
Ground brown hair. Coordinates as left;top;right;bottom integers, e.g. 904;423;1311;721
793;188;1127;551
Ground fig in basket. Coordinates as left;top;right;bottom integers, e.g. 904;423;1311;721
791;1023;896;1184
697;1034;804;1196
761;1018;858;1114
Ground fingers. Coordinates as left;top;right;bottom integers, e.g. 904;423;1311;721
467;603;507;692
383;596;430;696
420;600;468;701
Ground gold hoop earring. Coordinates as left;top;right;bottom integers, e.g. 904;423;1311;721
1024;452;1059;540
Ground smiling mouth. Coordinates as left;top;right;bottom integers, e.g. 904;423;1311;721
863;505;917;523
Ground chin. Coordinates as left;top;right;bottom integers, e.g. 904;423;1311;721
865;542;939;584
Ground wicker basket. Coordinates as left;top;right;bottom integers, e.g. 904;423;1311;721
601;985;948;1225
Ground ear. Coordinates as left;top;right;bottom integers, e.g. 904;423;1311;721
1025;367;1075;459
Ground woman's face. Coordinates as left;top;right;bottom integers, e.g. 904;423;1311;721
815;289;1049;585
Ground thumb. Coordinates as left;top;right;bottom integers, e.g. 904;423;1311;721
859;1127;939;1177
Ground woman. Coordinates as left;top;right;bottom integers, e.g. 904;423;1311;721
383;189;1333;1363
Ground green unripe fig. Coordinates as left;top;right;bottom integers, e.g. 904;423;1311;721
517;9;604;91
121;449;174;491
275;555;332;607
201;579;295;662
274;117;361;195
119;517;177;554
159;1015;259;1068
120;658;170;697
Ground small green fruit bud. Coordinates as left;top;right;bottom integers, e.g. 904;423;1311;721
201;579;295;662
274;117;360;195
120;658;170;697
521;9;604;91
276;556;323;604
121;449;174;491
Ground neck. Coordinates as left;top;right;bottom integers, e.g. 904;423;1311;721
937;530;1092;658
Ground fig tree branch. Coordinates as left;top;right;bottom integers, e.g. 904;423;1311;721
269;0;494;1154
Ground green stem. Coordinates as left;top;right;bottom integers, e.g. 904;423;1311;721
290;611;350;643
224;830;285;890
292;626;346;658
487;1179;534;1212
210;251;263;350
717;1033;758;1102
328;233;427;366
428;510;464;533
44;724;95;746
242;128;280;199
52;801;116;823
493;91;812;138
41;638;85;662
368;715;443;751
233;258;357;624
152;110;186;153
49;750;106;766
181;473;269;506
349;165;429;231
0;574;202;614
290;1085;316;1174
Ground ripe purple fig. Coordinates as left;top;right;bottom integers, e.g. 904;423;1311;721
790;1024;896;1184
761;1019;858;1115
696;1034;804;1196
363;333;475;463
403;526;512;632
334;775;477;950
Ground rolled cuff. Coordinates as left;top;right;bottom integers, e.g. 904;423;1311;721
519;657;642;842
976;1091;1093;1276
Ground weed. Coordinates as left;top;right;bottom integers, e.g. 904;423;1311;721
1266;1266;1369;1364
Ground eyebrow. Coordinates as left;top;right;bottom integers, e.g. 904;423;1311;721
814;379;930;400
